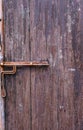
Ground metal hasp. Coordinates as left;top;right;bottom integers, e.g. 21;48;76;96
0;61;49;97
0;1;49;130
0;0;49;98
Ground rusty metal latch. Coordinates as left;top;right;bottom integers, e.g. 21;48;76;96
0;61;49;97
0;0;49;98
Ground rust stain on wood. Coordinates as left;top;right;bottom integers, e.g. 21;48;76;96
1;0;83;130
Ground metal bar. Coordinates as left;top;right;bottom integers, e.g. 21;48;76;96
1;72;6;97
1;66;16;74
0;61;49;66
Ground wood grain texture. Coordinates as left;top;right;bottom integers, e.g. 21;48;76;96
30;0;83;130
71;0;83;129
4;0;31;130
30;0;58;130
2;0;83;130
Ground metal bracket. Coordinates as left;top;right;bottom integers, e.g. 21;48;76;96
0;61;49;97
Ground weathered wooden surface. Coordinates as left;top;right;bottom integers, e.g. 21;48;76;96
2;0;83;130
30;0;83;130
0;0;5;129
4;0;31;130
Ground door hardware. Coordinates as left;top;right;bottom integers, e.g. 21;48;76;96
0;0;49;98
0;61;49;97
0;1;49;130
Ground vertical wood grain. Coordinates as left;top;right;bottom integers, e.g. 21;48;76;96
4;0;31;130
30;0;59;130
71;0;83;129
30;0;83;130
2;0;83;130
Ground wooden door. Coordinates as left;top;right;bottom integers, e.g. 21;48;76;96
3;0;83;130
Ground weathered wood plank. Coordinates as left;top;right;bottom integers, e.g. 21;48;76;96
4;0;31;130
30;0;58;130
30;0;83;130
2;0;83;130
71;0;83;129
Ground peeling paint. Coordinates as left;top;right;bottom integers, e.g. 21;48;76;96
19;103;23;112
67;14;72;33
68;68;76;72
58;50;63;59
